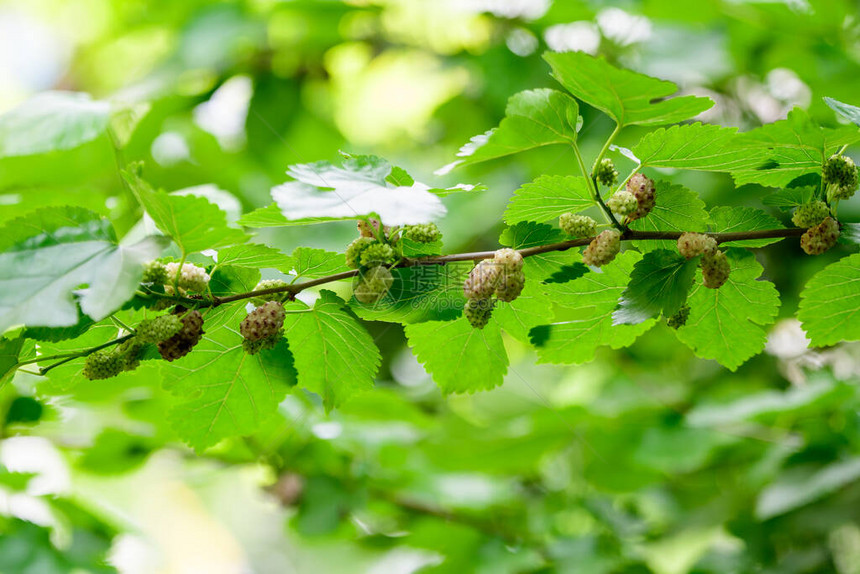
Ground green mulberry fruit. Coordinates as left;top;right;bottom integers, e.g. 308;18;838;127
559;213;597;238
800;216;840;255
606;190;638;217
582;229;621;267
626;173;656;221
402;223;442;243
666;305;690;330
353;266;394;304
240;301;286;342
252;279;291;304
677;232;717;259
792;201;831;228
594;158;618;187
137;314;183;344
83;349;124;380
346;237;376;268
117;338;145;372
464;298;495;329
359;242;397;267
823;155;858;201
243;331;283;355
701;249;730;289
495;269;525;302
158;309;204;362
142;261;168;284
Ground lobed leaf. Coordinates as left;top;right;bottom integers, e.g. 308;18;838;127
503;175;593;225
798;253;860;347
633;123;768;172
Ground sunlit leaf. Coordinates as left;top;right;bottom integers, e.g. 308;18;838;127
798;253;860;347
504;175;593;225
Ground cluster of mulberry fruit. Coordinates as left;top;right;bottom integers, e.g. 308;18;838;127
582;229;622;267
402;223;442;243
676;233;730;289
158;309;205;362
462;248;525;328
791;201;831;228
594;158;618;188
823;154;858;202
800;217;840;255
559;213;597;238
165;262;210;294
626;173;656;221
240;301;286;355
606;191;638;218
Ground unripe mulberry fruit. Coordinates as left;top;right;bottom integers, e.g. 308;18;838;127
83;349;123;380
560;213;597;238
137;314;183;344
594;158;618;187
402;223;442;243
701;250;730;289
346;237;376;268
353;266;394;304
359;242;397;267
800;217;840;255
677;233;717;259
240;301;286;342
252;279;291;303
823;155;858;201
791;201;831;228
666;305;690;330
158;310;204;361
582;229;621;267
165;262;210;294
606;190;638;217
243;331;283;355
142;261;168;284
464;260;501;300
464;298;495;329
495;268;525;302
626;173;656;221
117;338;145;372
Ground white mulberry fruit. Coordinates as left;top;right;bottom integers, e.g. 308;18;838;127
606;190;638;217
560;213;597;238
464;298;495;329
800;217;840;255
626;173;656;221
677;232;717;259
582;229;621;267
791;201;831;228
243;331;283;355
402;223;442;243
594;158;618;187
240;301;286;342
165;262;210;294
495;269;525;302
158;309;204;361
701;249;730;289
252;279;291;303
494;248;524;271
464;260;501;300
353;266;394;304
137;314;183;344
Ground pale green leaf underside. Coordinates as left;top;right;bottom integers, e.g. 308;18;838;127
543;51;713;127
504;175;593;225
532;251;655;364
162;305;296;450
798;253;860;347
438;88;580;173
675;250;780;371
405;316;508;394
824;96;860;127
282;290;380;410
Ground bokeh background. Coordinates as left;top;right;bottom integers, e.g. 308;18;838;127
2;0;860;572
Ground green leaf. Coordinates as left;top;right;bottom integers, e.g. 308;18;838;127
438;89;580;173
675;250;780;370
162;305;297;450
0;336;25;385
400;237;442;257
272;156;450;226
493;279;554;343
125;171;248;254
730;108;860;187
209;265;260;297
236;203;290;227
633;123;768;171
798;253;860;347
531;252;655;364
216;243;293;271
0;207;166;333
628;181;709;252
756;458;860;520
0;92;111;157
841;222;860;245
291;247;350;279
405;316;508;393
282;290;379;410
708;206;784;247
614;250;698;325
0;518;116;574
824;96;860;127
761;186;817;210
503;175;593;225
500;222;574;280
350;264;468;324
543;51;713;127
